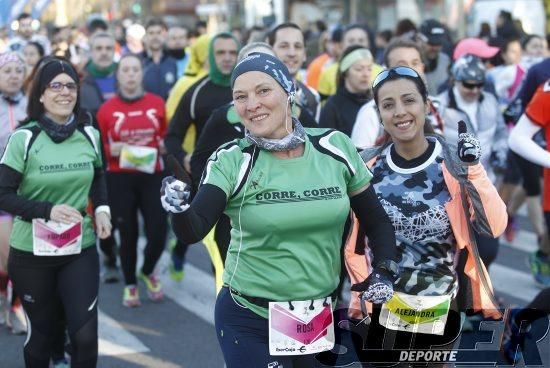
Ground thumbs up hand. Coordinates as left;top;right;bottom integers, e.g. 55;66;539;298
457;120;481;165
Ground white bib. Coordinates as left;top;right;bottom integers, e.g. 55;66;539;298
268;297;334;355
119;145;158;174
32;219;82;256
379;292;451;335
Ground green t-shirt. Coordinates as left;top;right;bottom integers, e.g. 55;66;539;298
202;128;372;318
1;122;102;252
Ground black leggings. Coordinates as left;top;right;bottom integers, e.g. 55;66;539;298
474;232;500;269
107;172;168;285
515;152;542;196
8;246;99;368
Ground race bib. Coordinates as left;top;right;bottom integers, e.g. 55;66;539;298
119;145;158;174
379;292;451;335
32;219;82;256
269;297;334;355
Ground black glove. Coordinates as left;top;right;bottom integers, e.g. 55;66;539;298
457;120;481;164
160;176;191;213
351;268;395;304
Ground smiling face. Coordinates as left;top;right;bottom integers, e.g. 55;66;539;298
376;78;429;145
41;73;77;124
233;71;290;139
272;27;306;77
0;60;25;96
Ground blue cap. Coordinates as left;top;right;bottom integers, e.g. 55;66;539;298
230;52;295;96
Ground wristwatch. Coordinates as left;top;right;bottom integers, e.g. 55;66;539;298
375;260;400;280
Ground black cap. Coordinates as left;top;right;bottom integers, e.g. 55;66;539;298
420;19;446;46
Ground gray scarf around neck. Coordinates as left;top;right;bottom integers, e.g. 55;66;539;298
245;118;306;151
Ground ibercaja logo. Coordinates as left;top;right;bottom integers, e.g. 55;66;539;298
311;306;550;367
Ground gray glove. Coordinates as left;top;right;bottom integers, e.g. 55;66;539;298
351;268;395;305
457;120;481;165
160;176;191;213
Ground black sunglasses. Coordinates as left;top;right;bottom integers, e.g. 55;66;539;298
461;81;484;90
372;66;421;89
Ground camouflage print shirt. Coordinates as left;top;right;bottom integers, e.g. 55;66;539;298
371;138;458;297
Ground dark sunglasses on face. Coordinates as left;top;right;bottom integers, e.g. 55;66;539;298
461;81;484;90
372;66;421;89
47;82;78;92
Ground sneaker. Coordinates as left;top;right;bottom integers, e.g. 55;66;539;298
122;285;141;307
7;305;27;334
504;215;518;243
502;308;530;364
52;357;70;368
102;265;120;284
527;251;550;287
169;241;185;282
139;271;164;301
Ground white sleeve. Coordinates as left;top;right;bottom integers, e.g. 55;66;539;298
351;103;381;150
509;114;550;168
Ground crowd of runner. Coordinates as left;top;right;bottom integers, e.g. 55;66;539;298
0;8;549;367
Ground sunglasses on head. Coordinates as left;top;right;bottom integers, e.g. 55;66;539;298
461;81;484;90
372;66;421;89
47;82;78;92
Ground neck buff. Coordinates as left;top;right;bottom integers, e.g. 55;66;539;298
87;61;117;78
167;48;186;60
1;92;23;105
38;113;76;143
208;32;240;87
118;88;145;103
246;118;306;151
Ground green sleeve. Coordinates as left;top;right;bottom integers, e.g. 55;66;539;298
330;131;373;193
0;130;31;173
200;142;241;198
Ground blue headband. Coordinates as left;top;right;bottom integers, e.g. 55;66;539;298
230;52;295;96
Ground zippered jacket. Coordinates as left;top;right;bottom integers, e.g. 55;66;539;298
345;135;506;320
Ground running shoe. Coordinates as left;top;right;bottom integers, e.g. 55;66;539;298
527;251;550;287
52;357;70;368
504;215;518;243
122;285;141;307
7;305;27;335
139;271;164;301
502;308;530;365
169;240;185;282
102;265;120;284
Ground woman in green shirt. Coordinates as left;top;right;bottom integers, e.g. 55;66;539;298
0;57;111;367
162;52;399;367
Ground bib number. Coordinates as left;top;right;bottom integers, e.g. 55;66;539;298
32;219;82;256
379;292;451;335
269;297;334;355
119;145;158;174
